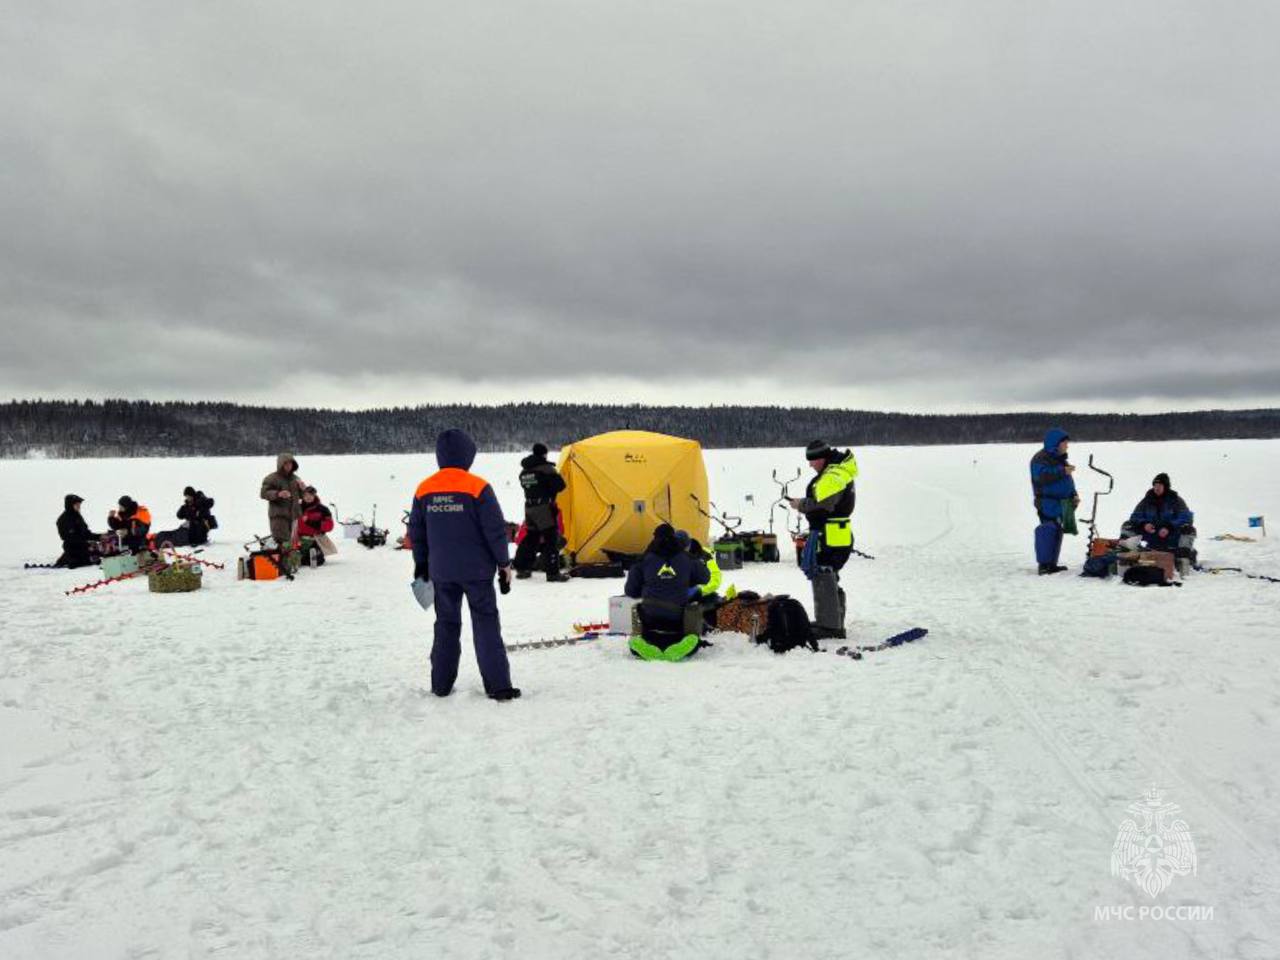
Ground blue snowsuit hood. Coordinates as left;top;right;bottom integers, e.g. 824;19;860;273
436;430;477;470
1043;428;1069;452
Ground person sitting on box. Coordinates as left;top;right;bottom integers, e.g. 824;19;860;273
297;487;335;538
676;531;734;628
108;496;152;552
623;524;710;661
1122;472;1196;563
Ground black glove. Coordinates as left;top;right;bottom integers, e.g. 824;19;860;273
414;562;429;581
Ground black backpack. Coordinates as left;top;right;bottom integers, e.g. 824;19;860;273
1123;565;1171;587
759;596;817;654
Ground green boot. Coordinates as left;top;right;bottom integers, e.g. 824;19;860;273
661;634;702;661
629;635;666;661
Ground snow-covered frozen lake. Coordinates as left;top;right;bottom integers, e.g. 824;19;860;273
2;440;1278;959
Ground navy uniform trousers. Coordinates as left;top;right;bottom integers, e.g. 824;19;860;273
431;579;512;696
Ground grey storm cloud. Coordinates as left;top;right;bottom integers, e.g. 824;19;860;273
2;0;1279;410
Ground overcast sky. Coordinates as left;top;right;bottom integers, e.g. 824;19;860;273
2;1;1278;412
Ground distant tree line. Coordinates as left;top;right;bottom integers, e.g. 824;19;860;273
2;399;1279;459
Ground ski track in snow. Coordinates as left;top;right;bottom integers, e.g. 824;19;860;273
1;441;1278;959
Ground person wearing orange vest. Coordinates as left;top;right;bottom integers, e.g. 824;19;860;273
407;429;520;702
108;495;152;551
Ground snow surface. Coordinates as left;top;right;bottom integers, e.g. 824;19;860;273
1;440;1278;959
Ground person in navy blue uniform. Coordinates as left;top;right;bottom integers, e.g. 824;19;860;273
1028;427;1078;575
407;429;520;701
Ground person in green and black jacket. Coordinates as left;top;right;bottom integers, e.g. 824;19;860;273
789;439;858;639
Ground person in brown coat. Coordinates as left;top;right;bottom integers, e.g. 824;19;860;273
260;453;306;546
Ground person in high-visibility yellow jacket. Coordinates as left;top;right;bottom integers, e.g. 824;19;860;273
789;439;858;639
671;531;731;634
689;537;721;597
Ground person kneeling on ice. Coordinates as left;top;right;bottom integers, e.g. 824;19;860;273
1028;428;1079;575
407;429;520;701
1121;472;1197;563
624;524;710;661
56;494;103;568
108;496;152;552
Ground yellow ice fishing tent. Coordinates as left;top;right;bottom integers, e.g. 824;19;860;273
558;431;710;565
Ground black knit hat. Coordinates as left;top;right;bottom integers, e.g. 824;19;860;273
118;495;135;510
805;439;833;461
1152;472;1171;488
183;486;196;497
532;442;548;458
65;493;84;509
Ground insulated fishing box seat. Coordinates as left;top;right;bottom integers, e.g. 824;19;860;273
237;548;301;581
101;553;140;579
609;595;642;634
628;601;707;660
1089;538;1123;558
742;532;779;563
631;600;705;640
713;538;744;571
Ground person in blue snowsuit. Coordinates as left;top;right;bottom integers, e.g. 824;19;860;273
1028;427;1078;575
1121;472;1197;561
408;429;520;701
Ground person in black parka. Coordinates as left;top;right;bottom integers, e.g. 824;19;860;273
55;494;101;568
514;443;567;581
176;486;217;546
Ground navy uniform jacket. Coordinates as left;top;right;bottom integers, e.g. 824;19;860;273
408;430;510;583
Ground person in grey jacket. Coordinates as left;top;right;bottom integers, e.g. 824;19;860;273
260;453;306;546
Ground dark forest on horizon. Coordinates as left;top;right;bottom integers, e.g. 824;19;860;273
3;399;1279;458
